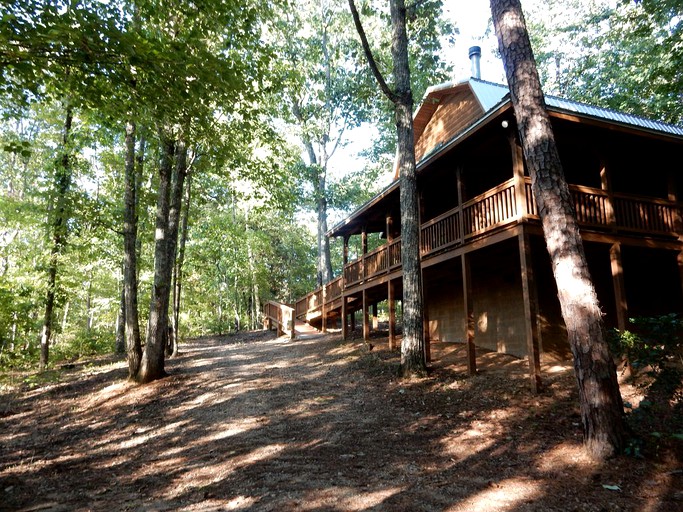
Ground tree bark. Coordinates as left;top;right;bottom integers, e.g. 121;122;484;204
391;0;425;374
115;278;125;354
171;168;192;357
348;0;426;375
123;121;142;378
490;0;626;459
40;106;73;370
138;134;187;383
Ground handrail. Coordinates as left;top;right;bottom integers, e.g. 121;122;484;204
263;300;295;339
524;177;679;235
296;178;682;325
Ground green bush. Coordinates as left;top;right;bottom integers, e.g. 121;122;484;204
608;313;682;374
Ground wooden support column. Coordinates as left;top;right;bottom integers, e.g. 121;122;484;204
341;295;348;340
362;289;370;341
509;133;528;219
343;235;350;266
610;243;628;332
456;166;466;242
600;158;617;230
461;253;476;375
518;230;542;393
424;296;431;363
388;279;396;350
321;283;327;333
361;228;367;281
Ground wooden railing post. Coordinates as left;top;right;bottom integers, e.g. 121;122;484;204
509;132;527;220
600;159;617;229
456;167;466;243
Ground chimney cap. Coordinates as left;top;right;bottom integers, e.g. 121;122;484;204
468;46;481;58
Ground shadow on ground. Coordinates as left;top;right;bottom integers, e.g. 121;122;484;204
1;329;681;511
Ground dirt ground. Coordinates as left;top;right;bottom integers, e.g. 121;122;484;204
1;329;682;512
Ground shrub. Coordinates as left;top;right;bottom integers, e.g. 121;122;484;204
608;313;682;375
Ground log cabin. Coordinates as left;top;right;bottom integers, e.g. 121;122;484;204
285;51;683;388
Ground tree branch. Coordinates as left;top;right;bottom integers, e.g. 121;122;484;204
347;0;399;104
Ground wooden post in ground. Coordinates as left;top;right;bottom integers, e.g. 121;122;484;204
341;295;348;340
461;253;476;375
388;279;396;350
518;230;542;393
321;282;327;333
363;289;370;342
610;243;628;332
509;132;528;220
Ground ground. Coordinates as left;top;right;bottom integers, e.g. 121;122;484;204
1;329;682;512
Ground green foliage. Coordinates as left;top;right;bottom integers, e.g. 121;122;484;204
527;0;682;124
608;314;682;375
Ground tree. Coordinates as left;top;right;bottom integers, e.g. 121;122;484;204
349;0;425;374
490;0;626;459
524;0;682;125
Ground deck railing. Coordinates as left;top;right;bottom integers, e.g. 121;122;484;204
263;300;295;339
294;178;680;319
525;178;679;235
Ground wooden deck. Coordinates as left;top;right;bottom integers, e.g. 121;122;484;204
295;177;681;324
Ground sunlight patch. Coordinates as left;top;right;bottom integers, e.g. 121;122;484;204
299;486;402;510
447;477;541;511
535;442;592;472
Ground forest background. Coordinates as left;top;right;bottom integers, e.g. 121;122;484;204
0;0;680;371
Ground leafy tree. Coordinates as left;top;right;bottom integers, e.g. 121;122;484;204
526;0;682;124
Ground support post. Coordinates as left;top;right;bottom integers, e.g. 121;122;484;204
610;243;628;332
362;289;370;342
461;253;476;375
341;295;348;340
508;133;528;220
518;231;542;393
361;228;367;281
388;279;396;350
321;282;327;333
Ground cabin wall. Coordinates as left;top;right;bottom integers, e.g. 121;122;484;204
424;241;528;358
415;91;482;163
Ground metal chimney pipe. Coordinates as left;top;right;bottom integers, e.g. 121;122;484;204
469;46;481;79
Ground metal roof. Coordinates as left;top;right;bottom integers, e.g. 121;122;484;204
465;78;683;138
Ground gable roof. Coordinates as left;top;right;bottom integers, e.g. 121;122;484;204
422;78;683;140
329;78;683;239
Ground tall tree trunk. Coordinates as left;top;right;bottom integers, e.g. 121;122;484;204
40;106;73;370
138;134;187;383
291;99;334;287
389;0;425;375
123;121;142;378
171;170;192;357
490;0;626;459
316;166;333;285
115;278;125;354
348;0;426;374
